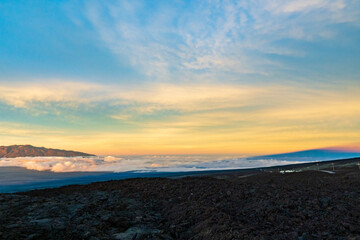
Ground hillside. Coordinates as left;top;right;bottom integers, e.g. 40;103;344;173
0;158;359;239
0;145;94;158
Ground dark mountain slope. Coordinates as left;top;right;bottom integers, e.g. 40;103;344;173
249;149;360;161
0;145;94;158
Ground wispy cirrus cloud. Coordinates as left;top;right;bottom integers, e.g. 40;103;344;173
1;80;358;155
0;80;265;113
1;80;359;119
0;81;102;108
78;0;360;80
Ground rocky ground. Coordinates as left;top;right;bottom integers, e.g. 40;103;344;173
0;164;359;240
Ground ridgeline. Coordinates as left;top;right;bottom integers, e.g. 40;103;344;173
0;145;94;158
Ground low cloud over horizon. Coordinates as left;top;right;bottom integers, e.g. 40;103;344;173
2;144;360;173
0;155;303;173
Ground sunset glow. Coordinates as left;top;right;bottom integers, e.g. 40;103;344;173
0;1;359;156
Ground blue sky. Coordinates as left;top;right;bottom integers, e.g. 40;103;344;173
0;0;359;155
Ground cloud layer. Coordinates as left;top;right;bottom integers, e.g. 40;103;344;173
0;155;305;173
0;80;359;155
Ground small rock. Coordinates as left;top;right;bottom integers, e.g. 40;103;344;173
32;218;51;224
113;227;142;240
298;232;308;240
320;198;329;207
113;227;160;240
25;233;39;240
100;213;111;221
82;231;92;238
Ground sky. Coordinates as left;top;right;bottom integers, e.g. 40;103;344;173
0;0;359;156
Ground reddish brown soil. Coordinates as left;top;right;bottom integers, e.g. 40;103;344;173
1;166;359;239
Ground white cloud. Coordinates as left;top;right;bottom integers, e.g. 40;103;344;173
0;81;103;108
263;0;350;16
0;155;306;172
0;80;266;113
267;0;329;13
76;0;360;79
82;1;263;78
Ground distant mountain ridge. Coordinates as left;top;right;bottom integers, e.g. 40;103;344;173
0;145;94;158
249;149;360;162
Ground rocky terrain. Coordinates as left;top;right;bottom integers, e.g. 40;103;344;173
0;160;359;239
0;145;94;158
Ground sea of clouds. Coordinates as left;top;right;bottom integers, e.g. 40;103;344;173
0;155;305;173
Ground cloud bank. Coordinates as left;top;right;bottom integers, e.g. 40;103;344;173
0;155;306;173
